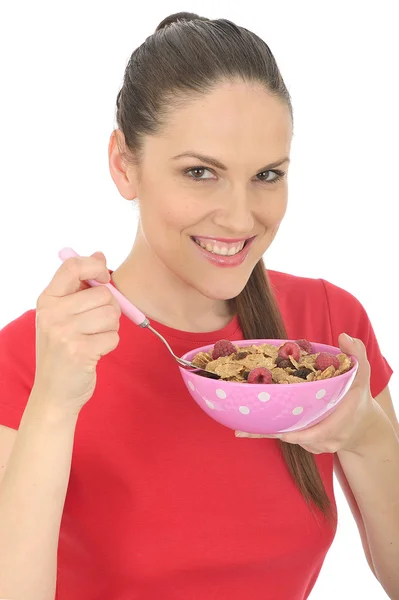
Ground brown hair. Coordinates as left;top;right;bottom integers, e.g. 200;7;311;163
114;11;333;519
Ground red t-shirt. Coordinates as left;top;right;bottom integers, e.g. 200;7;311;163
0;270;393;600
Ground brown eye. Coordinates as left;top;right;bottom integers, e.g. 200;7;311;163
256;169;285;185
185;167;214;181
257;170;274;181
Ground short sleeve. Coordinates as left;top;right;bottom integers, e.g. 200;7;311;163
0;310;37;430
321;279;393;398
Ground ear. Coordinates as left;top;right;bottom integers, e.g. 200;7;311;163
108;129;139;201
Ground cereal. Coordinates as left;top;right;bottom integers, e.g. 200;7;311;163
297;354;319;371
283;374;307;384
214;362;244;378
257;343;279;359
335;353;352;375
192;339;353;384
289;355;300;369
316;365;336;380
238;354;275;371
191;351;212;369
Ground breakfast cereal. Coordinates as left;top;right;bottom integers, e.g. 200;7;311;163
191;339;352;383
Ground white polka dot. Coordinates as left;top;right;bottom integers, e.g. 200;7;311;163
216;389;227;399
316;388;326;399
327;400;337;409
188;381;195;391
205;399;215;409
239;406;250;415
292;406;304;415
258;392;271;402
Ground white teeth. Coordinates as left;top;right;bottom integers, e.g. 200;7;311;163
194;238;247;256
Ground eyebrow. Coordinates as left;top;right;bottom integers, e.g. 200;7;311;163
172;151;290;172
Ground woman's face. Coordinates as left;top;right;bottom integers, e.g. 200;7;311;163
112;79;293;300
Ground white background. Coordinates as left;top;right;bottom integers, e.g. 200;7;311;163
0;1;397;598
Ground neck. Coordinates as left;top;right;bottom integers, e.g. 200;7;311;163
111;231;234;333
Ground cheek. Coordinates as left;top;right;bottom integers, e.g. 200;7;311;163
269;225;281;242
141;177;212;231
257;194;288;225
275;201;288;224
139;195;200;243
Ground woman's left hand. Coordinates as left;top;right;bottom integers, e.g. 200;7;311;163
235;333;381;454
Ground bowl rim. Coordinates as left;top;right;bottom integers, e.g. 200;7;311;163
180;338;358;387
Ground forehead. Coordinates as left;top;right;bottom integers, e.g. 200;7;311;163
149;80;292;161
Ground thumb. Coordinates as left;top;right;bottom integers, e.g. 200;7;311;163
85;251;110;286
91;251;109;272
91;250;107;261
338;332;370;387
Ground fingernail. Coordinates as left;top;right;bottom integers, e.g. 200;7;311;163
344;333;354;342
235;431;244;437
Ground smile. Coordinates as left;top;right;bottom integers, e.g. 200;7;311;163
192;237;247;256
191;235;256;268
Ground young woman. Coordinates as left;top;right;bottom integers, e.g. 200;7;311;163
0;12;397;600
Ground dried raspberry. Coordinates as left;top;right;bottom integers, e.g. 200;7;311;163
278;342;301;362
295;339;313;354
212;339;236;359
293;368;313;379
247;367;273;384
233;351;249;360
275;356;292;369
315;352;339;371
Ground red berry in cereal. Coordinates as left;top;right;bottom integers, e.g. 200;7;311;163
247;367;273;384
278;342;301;362
295;339;313;354
315;352;340;371
212;339;236;360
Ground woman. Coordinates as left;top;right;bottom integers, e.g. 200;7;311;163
0;11;397;600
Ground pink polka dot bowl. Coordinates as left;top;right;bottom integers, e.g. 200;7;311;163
179;339;358;434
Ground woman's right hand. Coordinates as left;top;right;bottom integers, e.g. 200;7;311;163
32;251;121;415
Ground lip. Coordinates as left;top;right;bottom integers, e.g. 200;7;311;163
191;236;256;268
193;236;250;244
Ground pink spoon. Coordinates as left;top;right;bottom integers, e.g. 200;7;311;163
58;248;219;378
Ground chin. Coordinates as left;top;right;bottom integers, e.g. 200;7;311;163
188;270;253;301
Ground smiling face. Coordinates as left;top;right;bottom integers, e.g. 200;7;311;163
113;79;293;301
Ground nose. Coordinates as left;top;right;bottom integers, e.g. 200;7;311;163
211;188;255;235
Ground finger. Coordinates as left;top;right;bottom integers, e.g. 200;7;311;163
73;304;121;335
300;444;324;454
235;431;281;439
60;285;121;317
45;252;110;297
279;387;357;446
338;332;370;388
